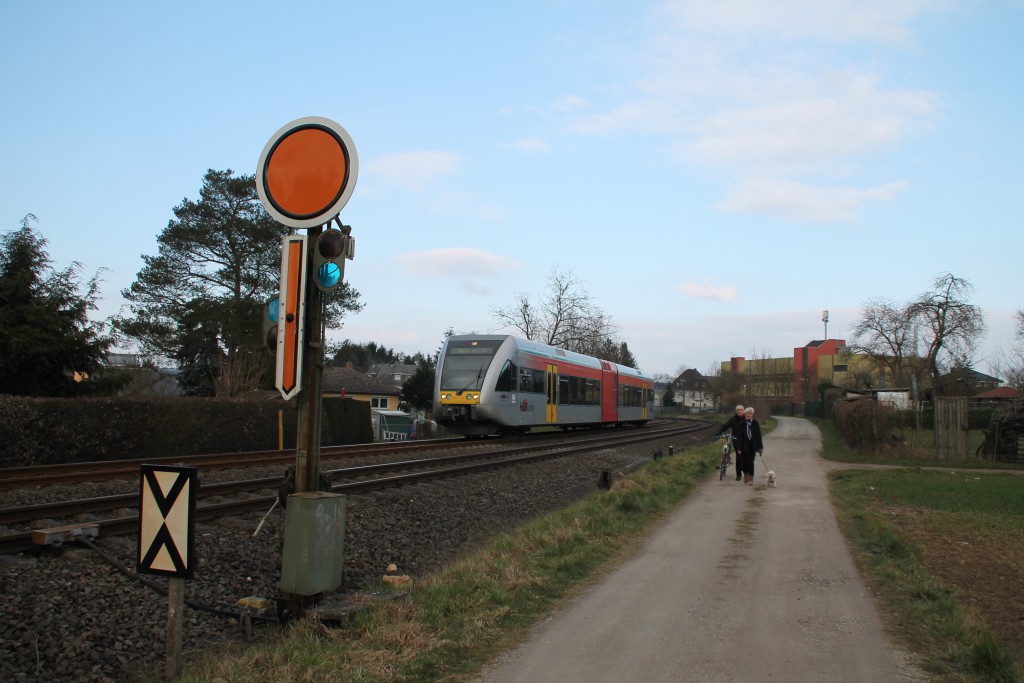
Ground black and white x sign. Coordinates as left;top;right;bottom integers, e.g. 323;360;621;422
137;464;197;579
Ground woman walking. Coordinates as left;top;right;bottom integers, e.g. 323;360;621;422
736;407;763;485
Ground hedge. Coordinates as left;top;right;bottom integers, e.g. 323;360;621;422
0;395;373;468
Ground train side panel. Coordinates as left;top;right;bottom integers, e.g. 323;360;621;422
435;334;653;436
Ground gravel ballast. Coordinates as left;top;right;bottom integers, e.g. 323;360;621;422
1;431;707;682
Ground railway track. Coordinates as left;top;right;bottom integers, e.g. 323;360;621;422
0;438;468;489
0;421;709;554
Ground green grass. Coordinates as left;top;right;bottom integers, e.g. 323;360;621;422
180;439;725;683
825;416;1023;683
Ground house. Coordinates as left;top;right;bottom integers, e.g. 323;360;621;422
972;387;1023;403
321;364;403;410
938;369;1002;396
366;363;418;388
672;368;716;412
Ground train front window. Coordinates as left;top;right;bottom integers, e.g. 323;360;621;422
495;360;517;392
439;339;504;392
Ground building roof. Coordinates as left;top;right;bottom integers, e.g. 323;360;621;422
673;368;708;389
322;366;402;395
367;363;418;385
972;387;1023;400
939;369;1002;385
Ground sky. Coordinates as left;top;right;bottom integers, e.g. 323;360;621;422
2;0;1022;379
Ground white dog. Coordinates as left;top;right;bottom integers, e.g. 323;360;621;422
766;470;777;487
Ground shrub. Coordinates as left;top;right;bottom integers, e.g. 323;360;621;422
0;395;373;467
832;397;897;453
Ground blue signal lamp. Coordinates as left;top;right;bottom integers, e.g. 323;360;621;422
312;225;354;292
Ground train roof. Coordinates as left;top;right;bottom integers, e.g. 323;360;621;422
443;334;652;381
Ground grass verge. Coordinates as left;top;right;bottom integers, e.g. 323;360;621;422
807;417;1017;470
823;418;1023;683
180;439;724;683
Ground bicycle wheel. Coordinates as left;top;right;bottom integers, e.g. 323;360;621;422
720;449;727;480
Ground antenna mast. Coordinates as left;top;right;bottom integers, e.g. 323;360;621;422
822;308;829;339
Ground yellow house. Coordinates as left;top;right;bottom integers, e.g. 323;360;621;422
321;364;403;410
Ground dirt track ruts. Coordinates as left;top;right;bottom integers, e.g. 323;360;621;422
476;416;929;683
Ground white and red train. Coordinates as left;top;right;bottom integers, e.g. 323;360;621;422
434;334;654;437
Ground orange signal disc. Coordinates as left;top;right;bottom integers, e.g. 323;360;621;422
265;127;349;219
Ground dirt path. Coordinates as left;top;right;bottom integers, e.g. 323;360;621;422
476;416;926;683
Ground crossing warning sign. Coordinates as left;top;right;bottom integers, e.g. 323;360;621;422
137;465;197;579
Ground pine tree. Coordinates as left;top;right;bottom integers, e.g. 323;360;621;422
0;215;115;396
118;169;363;396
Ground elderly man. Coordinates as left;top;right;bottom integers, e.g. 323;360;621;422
717;404;746;481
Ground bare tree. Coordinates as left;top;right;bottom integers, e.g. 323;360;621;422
850;273;985;395
491;267;621;355
1000;308;1024;389
849;297;916;385
911;272;986;394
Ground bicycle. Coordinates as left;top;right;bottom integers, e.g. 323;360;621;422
718;434;735;480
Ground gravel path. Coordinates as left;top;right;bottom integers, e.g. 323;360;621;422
475;417;930;683
1;430;703;682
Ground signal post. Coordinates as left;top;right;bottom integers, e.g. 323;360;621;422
256;117;358;617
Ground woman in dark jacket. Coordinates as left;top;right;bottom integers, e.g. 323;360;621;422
736;407;763;485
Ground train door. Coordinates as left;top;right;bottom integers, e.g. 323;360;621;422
545;364;558;423
600;361;617;423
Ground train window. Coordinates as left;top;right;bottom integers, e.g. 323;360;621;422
559;377;569;404
619;385;643;407
439;339;504;391
495;360;516;392
519;368;532;393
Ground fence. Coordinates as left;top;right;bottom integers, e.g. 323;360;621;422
934;396;968;460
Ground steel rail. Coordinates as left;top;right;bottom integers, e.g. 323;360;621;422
1;422;709;553
0;424;701;525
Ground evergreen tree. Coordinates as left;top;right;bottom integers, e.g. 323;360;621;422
0;215;116;396
618;341;639;370
401;364;436;411
118;169;363;395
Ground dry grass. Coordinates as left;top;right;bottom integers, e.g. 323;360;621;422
181;441;719;683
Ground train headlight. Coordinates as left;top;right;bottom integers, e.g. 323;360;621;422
442;393;452;400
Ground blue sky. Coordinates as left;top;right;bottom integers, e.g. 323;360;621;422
2;1;1022;378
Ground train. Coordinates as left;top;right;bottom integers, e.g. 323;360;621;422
433;334;655;437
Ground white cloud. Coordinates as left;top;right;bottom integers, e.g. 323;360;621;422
553;94;589;112
655;0;949;46
676;280;739;302
397;248;521;278
425;191;508;221
538;1;945;222
719;177;908;222
502;137;551;154
364;151;461;191
689;72;937;173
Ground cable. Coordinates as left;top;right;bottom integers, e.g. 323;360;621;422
75;537;278;623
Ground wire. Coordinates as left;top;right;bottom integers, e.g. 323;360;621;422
75;537;278;624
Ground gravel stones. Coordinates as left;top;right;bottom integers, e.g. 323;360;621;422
1;431;705;681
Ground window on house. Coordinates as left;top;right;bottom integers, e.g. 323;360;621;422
371;396;389;408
